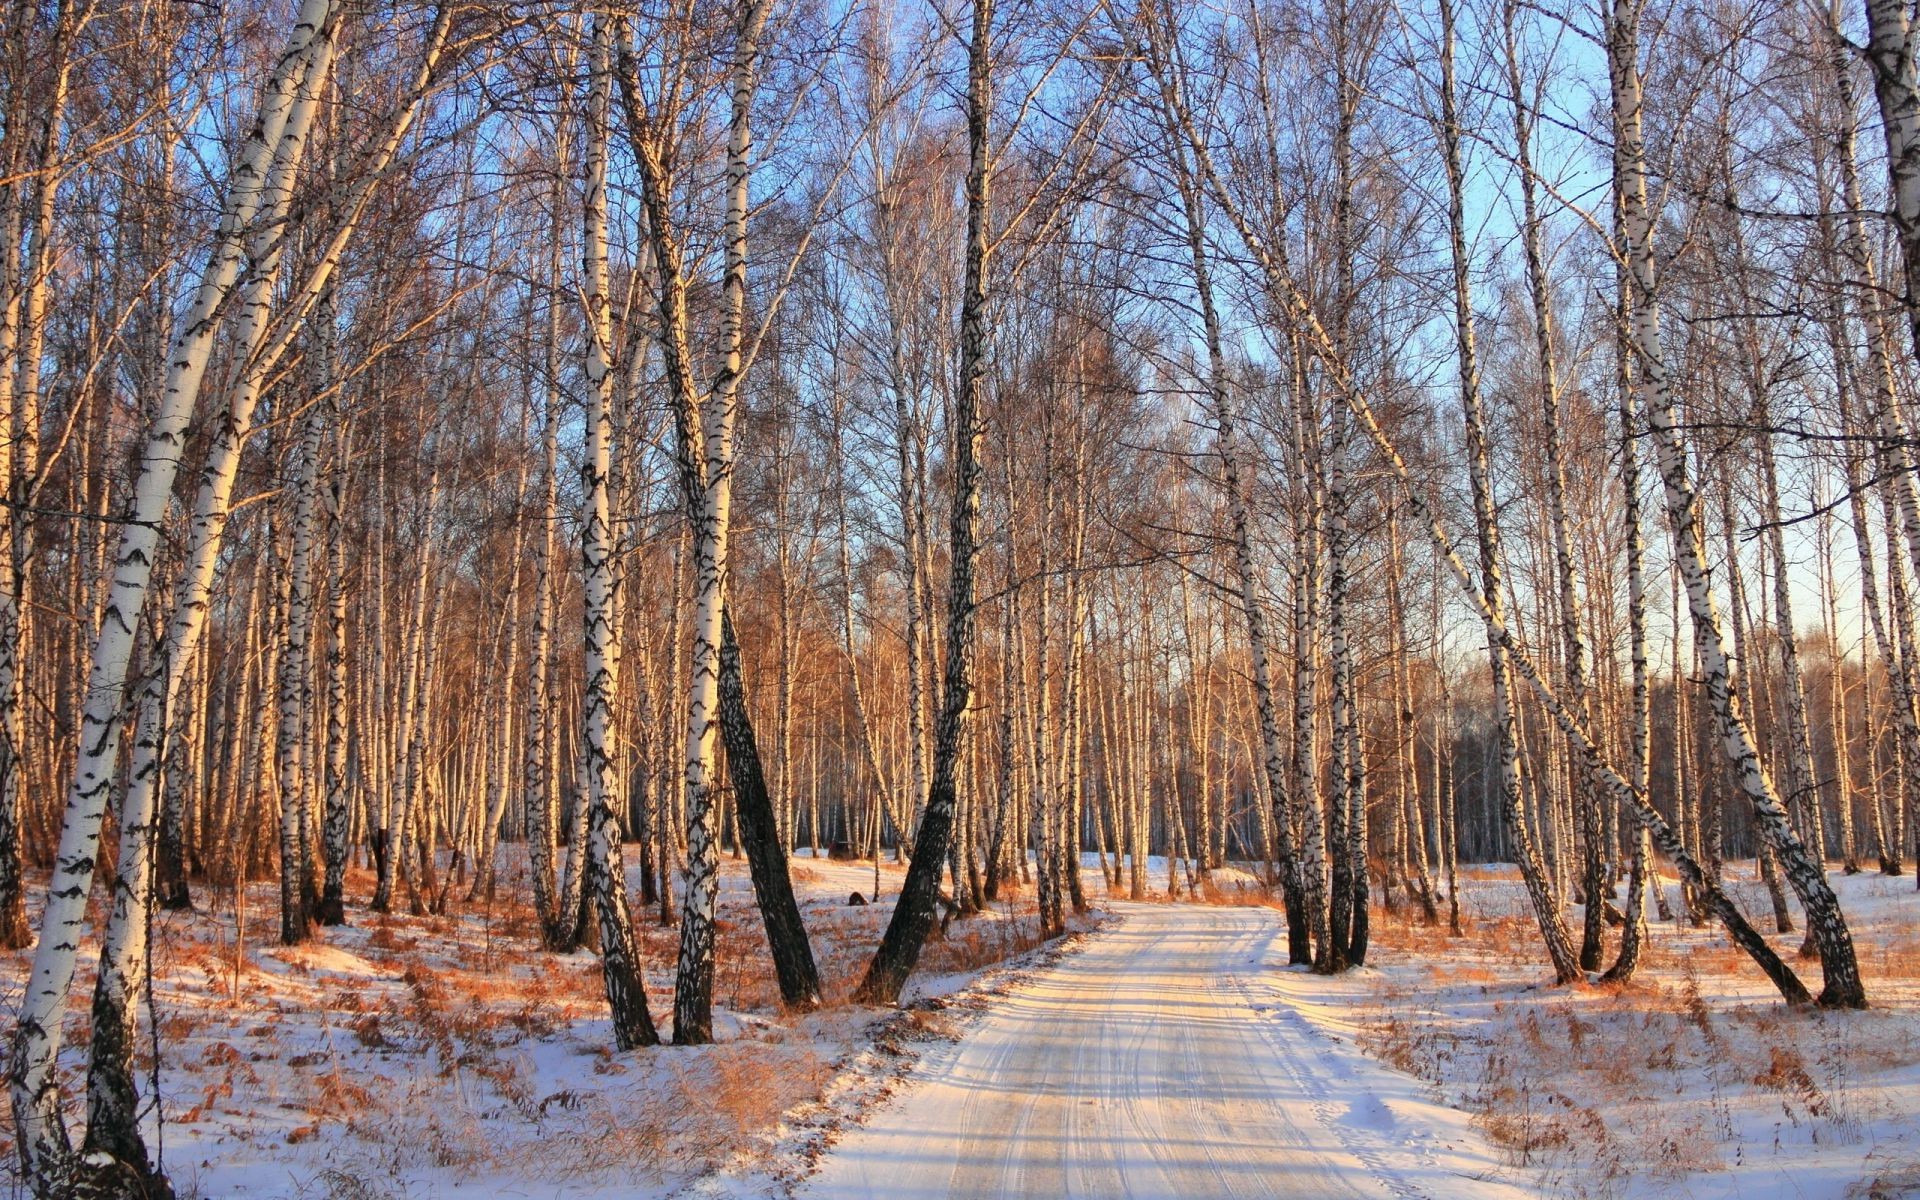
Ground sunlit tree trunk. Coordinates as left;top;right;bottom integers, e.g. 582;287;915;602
1438;0;1578;983
8;4;338;1190
580;14;657;1050
1610;0;1864;1006
859;0;993;1003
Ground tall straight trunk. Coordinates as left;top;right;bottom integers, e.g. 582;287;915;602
318;412;353;924
1605;278;1654;982
1502;0;1605;971
858;0;993;1004
1754;405;1825;874
1818;489;1859;872
523;124;572;942
377;475;438;913
1153;0;1797;993
1837;13;1920;617
1289;361;1330;962
658;527;685;924
1438;0;1579;983
1823;2;1913;875
580;16;657;1051
892;380;930;867
1032;433;1062;933
1328;413;1369;967
525;371;565;938
1061;426;1090;912
0;4;27;952
156;631;202;913
1876;442;1920;878
8;4;338;1190
1609;0;1864;1007
987;522;1019;899
0;0;75;953
1843;416;1908;874
1862;0;1920;412
833;394;896;858
277;326;334;947
469;441;530;903
1323;424;1356;970
1161;75;1309;951
1439;665;1462;934
1387;509;1437;922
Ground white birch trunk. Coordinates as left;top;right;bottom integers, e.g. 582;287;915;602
1153;12;1812;1004
667;0;771;1042
1437;0;1578;982
7;5;337;1186
581;14;657;1049
1610;0;1863;1006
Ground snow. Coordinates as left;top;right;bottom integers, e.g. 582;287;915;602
1339;865;1920;1200
0;850;1055;1200
4;851;1916;1199
799;903;1538;1200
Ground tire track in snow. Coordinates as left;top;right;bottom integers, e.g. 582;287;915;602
1222;934;1441;1200
800;904;1496;1200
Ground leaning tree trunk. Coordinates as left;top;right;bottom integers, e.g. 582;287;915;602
8;4;336;1193
1439;0;1580;984
84;52;341;1142
1610;0;1864;1008
717;608;821;1009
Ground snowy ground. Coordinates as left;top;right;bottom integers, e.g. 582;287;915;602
1344;865;1920;1200
797;902;1536;1200
0;849;1057;1199
3;853;1915;1199
771;861;1920;1200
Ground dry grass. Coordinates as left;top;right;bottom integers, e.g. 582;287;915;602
1354;873;1919;1200
0;850;1069;1198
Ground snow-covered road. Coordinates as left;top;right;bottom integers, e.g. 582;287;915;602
801;903;1532;1200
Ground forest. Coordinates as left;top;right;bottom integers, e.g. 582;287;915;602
2;0;1919;1196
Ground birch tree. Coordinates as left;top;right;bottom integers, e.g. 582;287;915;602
9;5;338;1190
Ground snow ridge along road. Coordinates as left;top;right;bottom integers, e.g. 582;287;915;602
801;903;1533;1200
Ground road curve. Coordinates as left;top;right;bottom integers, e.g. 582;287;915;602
800;903;1523;1200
